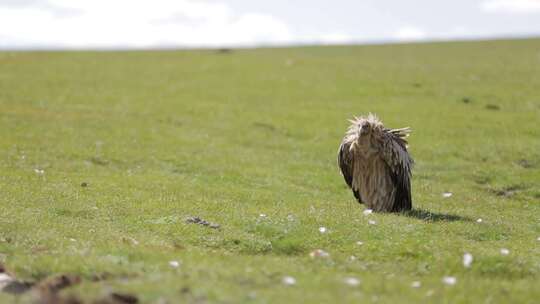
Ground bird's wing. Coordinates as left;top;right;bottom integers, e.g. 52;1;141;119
380;128;414;211
338;141;353;188
338;141;362;203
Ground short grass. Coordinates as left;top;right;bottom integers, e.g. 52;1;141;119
1;38;539;303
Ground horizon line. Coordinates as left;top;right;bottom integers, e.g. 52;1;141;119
1;34;539;52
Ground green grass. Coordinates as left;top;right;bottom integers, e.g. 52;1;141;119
0;38;539;303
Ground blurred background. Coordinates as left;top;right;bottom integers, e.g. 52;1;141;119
1;0;539;50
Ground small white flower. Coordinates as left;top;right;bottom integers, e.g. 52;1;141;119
442;192;453;198
69;238;77;242
348;255;357;261
34;168;44;175
344;277;360;286
282;276;296;285
169;260;180;268
442;276;457;285
463;253;473;268
537;236;540;242
363;209;373;215
356;241;364;246
368;220;376;225
309;249;330;258
476;218;483;223
411;281;421;288
319;227;327;233
500;248;510;255
259;213;267;218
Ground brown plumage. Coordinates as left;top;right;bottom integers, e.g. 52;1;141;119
338;114;413;212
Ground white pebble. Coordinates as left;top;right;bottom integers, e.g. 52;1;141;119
500;248;510;255
344;277;361;286
442;276;457;285
411;281;421;288
363;209;373;215
368;220;376;225
463;253;473;268
0;273;13;283
282;276;296;285
0;273;13;289
169;260;180;268
442;192;453;198
476;218;483;223
319;227;327;233
309;249;329;258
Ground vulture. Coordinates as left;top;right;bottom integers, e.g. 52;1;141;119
338;114;414;212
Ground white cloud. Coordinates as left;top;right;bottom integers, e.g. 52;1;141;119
318;32;354;45
393;26;427;41
0;0;294;48
480;0;540;13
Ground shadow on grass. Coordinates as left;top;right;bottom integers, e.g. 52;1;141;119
403;209;472;222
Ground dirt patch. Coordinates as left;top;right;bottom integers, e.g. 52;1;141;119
186;216;220;229
89;157;109;166
1;263;34;295
516;159;535;169
488;185;526;198
216;48;233;54
485;104;500;110
93;292;139;304
1;264;138;303
252;122;278;132
1;264;82;302
2;280;34;294
37;274;81;294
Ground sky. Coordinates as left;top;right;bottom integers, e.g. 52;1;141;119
0;0;539;49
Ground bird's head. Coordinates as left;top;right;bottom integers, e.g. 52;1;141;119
346;113;383;152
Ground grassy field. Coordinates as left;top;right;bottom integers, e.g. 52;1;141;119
0;38;539;303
